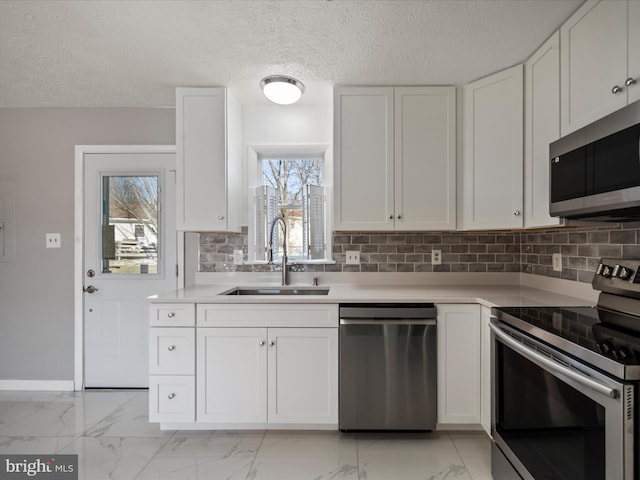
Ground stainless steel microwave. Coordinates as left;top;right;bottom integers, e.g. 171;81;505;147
549;100;640;221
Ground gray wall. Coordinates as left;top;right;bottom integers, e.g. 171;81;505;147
0;108;175;381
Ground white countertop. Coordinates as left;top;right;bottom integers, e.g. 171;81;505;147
148;283;595;309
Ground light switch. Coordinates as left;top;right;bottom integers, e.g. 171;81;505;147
46;233;61;248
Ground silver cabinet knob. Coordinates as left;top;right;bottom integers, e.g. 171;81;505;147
168;393;175;399
167;312;175;318
83;285;98;294
269;341;276;347
626;77;637;87
168;345;175;351
612;85;623;94
514;210;521;216
259;341;265;346
218;215;225;220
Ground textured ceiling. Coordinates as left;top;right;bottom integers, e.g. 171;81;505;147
0;0;584;107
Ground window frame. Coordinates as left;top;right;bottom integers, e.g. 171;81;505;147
247;145;333;264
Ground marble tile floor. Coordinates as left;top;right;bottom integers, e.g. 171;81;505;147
0;390;492;480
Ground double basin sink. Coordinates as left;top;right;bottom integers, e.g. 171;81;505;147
220;286;330;296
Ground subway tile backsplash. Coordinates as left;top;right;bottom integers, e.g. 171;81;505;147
199;222;640;283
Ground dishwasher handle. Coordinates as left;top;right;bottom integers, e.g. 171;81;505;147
340;318;436;326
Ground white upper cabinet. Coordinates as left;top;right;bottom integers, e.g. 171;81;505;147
524;32;562;228
459;65;524;230
629;0;640;105
334;86;456;231
561;0;639;135
176;87;242;232
394;88;457;230
334;87;394;231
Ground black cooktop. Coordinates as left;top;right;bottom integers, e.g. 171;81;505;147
492;305;640;379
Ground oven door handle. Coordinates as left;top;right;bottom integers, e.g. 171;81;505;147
489;323;618;399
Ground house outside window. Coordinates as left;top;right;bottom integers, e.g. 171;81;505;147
253;154;328;262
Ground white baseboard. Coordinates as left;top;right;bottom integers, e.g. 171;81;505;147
0;380;75;391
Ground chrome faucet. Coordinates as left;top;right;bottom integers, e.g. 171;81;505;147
267;216;289;286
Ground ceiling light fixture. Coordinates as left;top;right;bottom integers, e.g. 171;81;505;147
260;75;305;105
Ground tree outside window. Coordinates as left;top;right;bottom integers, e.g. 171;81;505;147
258;156;324;260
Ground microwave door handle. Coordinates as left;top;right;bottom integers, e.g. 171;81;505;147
489;323;618;399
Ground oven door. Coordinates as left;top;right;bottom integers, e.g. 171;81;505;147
490;319;634;480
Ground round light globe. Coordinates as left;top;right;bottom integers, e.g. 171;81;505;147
260;76;305;105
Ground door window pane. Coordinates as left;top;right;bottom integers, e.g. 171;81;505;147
101;175;159;275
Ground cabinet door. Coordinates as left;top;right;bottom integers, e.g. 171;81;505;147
149;327;195;375
149;375;195;423
460;65;523;230
561;0;628;135
176;87;241;232
437;304;481;425
629;0;640;104
334;87;395;231
524;32;562;228
480;306;492;436
267;328;338;424
394;87;456;230
197;328;267;423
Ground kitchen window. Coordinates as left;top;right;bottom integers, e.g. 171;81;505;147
251;153;330;262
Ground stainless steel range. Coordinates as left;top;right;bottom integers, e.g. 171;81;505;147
490;258;640;480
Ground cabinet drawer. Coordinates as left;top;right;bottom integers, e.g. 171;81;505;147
149;375;195;423
197;304;339;327
149;303;195;326
150;328;195;375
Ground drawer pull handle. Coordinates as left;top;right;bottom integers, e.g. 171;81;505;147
269;341;276;347
168;345;175;351
259;341;265;346
168;393;175;400
167;312;175;318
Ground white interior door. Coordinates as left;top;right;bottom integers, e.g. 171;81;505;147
83;152;176;388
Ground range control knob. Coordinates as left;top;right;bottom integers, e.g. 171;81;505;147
597;264;613;277
612;264;634;280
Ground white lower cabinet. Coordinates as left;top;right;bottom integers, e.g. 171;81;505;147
197;327;338;426
267;328;339;424
149;302;339;428
149;375;195;423
480;306;492;436
148;308;195;423
197;327;268;423
437;304;481;425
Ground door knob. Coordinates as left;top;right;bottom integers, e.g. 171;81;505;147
625;77;636;87
611;85;623;94
83;285;99;294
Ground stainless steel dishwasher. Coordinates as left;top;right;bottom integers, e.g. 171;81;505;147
339;303;437;431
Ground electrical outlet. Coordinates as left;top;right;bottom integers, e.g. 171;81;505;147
346;250;360;265
552;253;562;272
233;249;244;265
46;233;61;249
431;249;442;265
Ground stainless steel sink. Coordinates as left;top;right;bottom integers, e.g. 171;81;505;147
220;286;330;296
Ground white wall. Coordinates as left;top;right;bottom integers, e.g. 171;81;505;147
0;108;175;382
